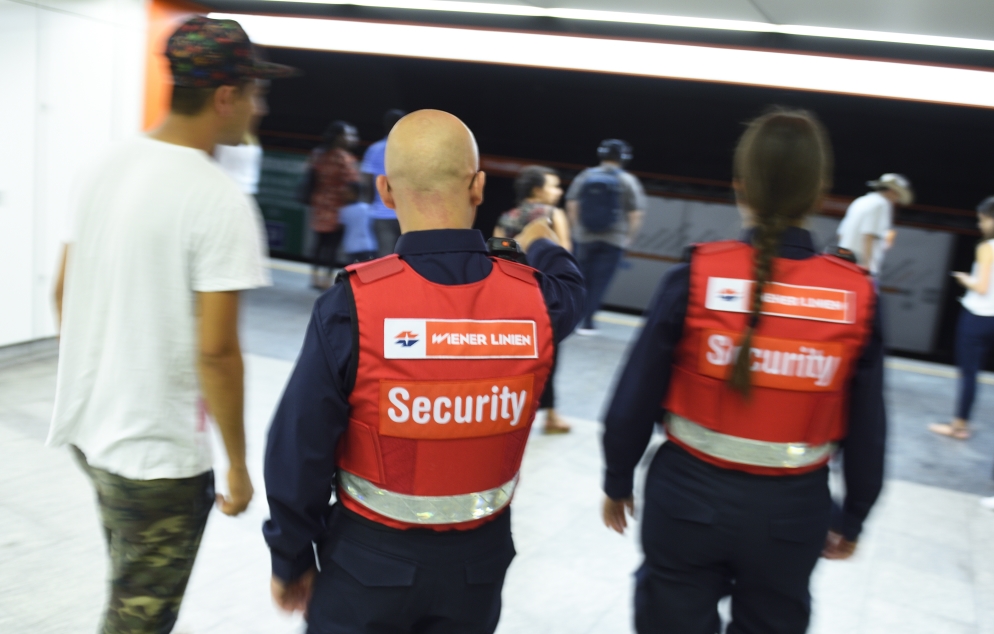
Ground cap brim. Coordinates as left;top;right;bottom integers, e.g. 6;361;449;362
248;60;300;80
895;189;913;205
867;180;913;205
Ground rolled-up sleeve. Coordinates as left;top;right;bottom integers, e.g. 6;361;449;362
263;286;353;582
190;195;271;292
622;173;647;213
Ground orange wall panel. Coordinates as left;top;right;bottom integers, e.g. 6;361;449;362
143;0;207;130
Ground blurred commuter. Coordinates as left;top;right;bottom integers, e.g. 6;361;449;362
308;120;360;289
361;108;407;256
338;181;378;263
47;16;292;634
602;109;886;634
263;110;584;633
495;165;572;433
836;173;913;275
566;139;645;335
215;131;263;195
930;196;994;443
495;165;572;250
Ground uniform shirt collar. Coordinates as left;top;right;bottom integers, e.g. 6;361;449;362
740;226;816;259
394;229;489;256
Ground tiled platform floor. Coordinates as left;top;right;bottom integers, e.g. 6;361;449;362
2;265;993;633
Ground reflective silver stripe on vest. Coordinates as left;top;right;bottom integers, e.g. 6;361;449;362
339;471;518;525
666;414;836;469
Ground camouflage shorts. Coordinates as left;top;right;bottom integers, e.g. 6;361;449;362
72;447;214;634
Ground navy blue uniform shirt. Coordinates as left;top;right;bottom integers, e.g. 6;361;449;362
264;229;585;582
602;227;886;541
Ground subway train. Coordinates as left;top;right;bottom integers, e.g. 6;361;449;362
229;18;994;362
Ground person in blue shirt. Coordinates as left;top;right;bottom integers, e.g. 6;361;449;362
601;109;886;634
337;181;378;263
263;109;584;633
361;108;407;257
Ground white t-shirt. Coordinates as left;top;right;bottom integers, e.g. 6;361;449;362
48;136;271;480
215;142;263;195
962;240;994;316
837;191;892;275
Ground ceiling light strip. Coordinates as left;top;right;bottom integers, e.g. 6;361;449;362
213;13;994;108
243;0;994;51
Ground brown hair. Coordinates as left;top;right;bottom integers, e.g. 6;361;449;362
729;108;833;395
169;82;251;116
514;165;557;204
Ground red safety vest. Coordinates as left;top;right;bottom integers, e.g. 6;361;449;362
337;255;555;530
665;241;875;475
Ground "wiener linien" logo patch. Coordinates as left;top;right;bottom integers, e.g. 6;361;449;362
704;277;855;324
383;319;539;359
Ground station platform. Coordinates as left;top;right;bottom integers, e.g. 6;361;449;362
2;262;993;633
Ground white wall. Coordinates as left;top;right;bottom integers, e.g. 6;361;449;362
0;0;146;347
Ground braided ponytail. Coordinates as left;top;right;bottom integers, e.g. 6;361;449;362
728;108;832;396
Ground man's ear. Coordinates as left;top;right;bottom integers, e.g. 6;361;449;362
376;175;396;210
470;171;486;207
213;85;238;117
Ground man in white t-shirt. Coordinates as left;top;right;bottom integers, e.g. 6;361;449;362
48;16;294;633
836;173;913;275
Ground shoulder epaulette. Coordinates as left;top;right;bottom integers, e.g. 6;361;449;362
347;254;404;284
820;248;868;275
824;246;857;264
493;257;539;284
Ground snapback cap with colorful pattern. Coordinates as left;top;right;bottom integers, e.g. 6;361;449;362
166;16;297;88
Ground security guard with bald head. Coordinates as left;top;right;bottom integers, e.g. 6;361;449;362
262;110;585;633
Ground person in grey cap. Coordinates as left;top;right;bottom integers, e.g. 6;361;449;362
836;173;913;275
48;15;294;633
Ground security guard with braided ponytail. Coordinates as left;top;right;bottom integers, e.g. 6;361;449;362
601;108;886;634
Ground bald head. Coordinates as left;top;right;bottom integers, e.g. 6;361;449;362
378;110;484;232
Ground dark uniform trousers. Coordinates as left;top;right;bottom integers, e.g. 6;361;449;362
636;443;830;634
307;505;516;634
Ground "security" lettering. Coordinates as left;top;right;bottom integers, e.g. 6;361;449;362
700;331;845;391
387;385;529;426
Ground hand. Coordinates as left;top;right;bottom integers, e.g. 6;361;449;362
217;465;254;516
272;569;316;615
515;218;560;253
952;272;970;287
602;496;635;535
822;531;857;560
